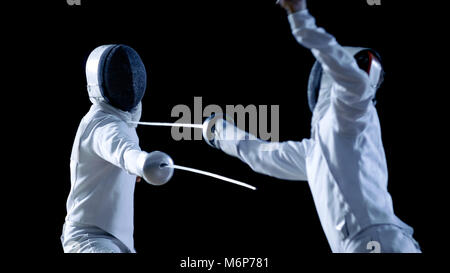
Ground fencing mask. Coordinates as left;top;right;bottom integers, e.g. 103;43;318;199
86;44;147;112
307;47;384;113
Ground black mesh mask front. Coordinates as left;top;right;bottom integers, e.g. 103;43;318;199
101;45;147;112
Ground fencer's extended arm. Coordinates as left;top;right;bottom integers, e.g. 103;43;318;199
90;117;148;178
288;10;372;113
91;117;174;185
213;119;309;181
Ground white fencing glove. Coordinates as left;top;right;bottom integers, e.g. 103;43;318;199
138;151;174;185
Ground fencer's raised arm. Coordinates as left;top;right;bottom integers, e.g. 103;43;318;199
286;3;374;115
205;117;309;181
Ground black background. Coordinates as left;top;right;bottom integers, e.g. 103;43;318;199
36;0;443;269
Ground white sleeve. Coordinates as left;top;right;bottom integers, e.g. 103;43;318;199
215;120;309;181
90;117;148;177
288;10;373;120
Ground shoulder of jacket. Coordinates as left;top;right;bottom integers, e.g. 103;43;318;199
90;109;124;124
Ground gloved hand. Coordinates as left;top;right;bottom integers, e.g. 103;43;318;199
202;114;219;148
277;0;307;14
140;151;174;186
202;114;234;148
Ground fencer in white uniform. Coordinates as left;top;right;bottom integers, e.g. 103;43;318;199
61;44;174;253
203;1;421;253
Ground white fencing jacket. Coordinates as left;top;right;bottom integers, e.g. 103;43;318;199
65;101;148;252
214;10;413;252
